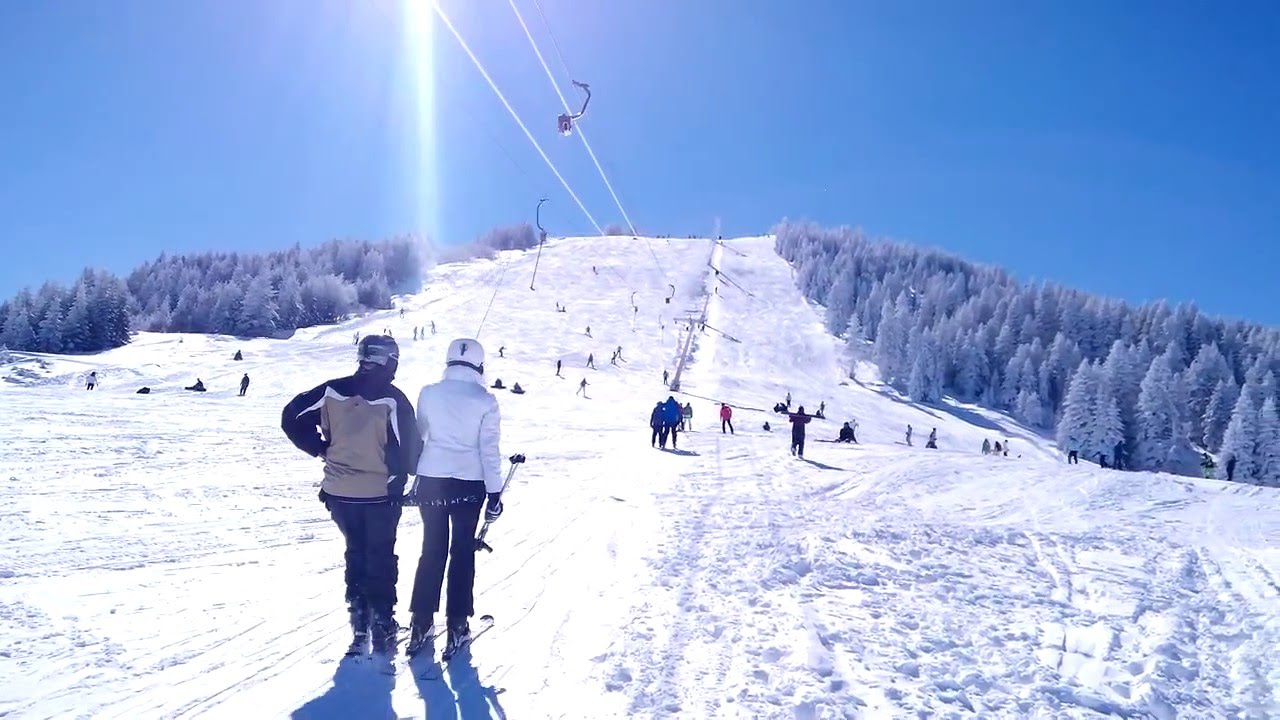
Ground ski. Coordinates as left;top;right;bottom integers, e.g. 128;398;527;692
442;614;495;662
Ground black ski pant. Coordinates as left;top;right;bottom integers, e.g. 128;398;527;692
410;478;485;621
667;422;679;448
329;499;402;618
652;425;662;446
722;419;734;434
791;431;805;457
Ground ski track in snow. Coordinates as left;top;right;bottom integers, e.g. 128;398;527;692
2;236;1279;719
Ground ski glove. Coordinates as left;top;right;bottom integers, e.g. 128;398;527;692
484;492;504;522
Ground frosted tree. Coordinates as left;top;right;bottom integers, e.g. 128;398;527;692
1219;385;1259;483
238;275;279;337
1134;355;1178;471
1;295;34;350
907;330;943;403
61;285;94;352
1256;397;1280;487
1203;378;1240;451
1185;343;1232;439
1016;388;1047;427
36;304;64;353
1090;370;1126;461
1057;360;1096;454
953;333;988;401
276;272;304;329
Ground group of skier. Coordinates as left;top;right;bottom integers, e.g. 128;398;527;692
649;396;688;448
282;335;510;661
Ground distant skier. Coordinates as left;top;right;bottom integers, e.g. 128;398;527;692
651;402;666;447
281;335;419;658
354;332;360;346
1098;452;1109;469
239;374;250;397
586;354;595;369
661;396;682;449
763;422;772;432
663;369;669;386
1112;442;1122;470
994;440;1002;455
431;321;436;335
615;346;624;362
556;359;563;377
399;308;405;319
498;346;505;358
406;338;504;659
1067;449;1078;464
491;378;505;390
906;425;913;447
982;439;992;455
926;428;937;449
785;391;792;408
185;379;206;392
681;403;693;431
720;403;734;434
86;371;97;391
511;383;525;395
233;350;243;361
577;378;589;397
1226;456;1237;482
414;327;420;341
817;401;826;419
585;326;592;337
788;407;811;457
1004;440;1011;457
836;422;856;443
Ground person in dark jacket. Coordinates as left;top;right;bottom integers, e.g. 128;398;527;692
239;374;250;396
233;350;243;361
281;335;421;656
185;379;206;392
788;407;811;457
661;396;682;449
1226;456;1237;482
651;402;666;447
837;422;855;443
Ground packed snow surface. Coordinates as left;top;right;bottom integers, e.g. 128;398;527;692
2;236;1279;719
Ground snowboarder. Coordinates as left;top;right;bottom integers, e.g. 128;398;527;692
233;350;243;361
651;402;666;447
661;396;682;449
406;338;503;659
587;354;595;369
185;379;206;392
556;359;563;377
577;378;589;397
836;422;856;443
926;428;938;449
86;371;97;391
681;403;693;431
788;407;811;457
906;425;913;447
1067;449;1078;464
239;374;250;397
720;403;734;434
281;335;419;657
982;439;992;455
498;346;505;358
1226;456;1237;482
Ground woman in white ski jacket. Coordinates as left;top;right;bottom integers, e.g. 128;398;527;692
407;338;505;656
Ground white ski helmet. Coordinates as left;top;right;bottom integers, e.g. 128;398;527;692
446;338;485;374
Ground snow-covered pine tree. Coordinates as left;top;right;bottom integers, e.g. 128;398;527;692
1219;386;1260;483
1057;359;1095;455
1185;343;1232;440
1;295;34;350
1090;369;1125;462
1134;355;1178;471
1255;397;1280;487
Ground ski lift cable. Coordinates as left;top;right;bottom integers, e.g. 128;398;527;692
507;0;667;282
476;250;514;338
433;3;603;235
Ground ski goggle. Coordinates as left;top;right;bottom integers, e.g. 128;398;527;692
358;344;399;366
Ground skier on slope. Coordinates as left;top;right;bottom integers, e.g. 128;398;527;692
577;378;589;397
788;407;812;457
926;428;938;449
720;403;734;434
86;371;97;391
905;424;913;447
405;338;505;659
651;402;666;447
556;359;563;377
661;396;682;449
281;335;420;657
239;373;250;397
587;354;595;369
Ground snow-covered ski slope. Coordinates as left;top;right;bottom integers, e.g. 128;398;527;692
2;236;1279;719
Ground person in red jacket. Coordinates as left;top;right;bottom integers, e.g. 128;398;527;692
788;407;812;457
720;403;734;434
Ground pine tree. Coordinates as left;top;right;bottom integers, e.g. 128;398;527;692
1;296;34;350
36;304;63;353
237;275;279;337
1219;387;1260;483
1057;360;1095;455
1203;378;1240;451
1134;356;1177;471
1091;370;1125;461
1255;397;1280;487
1185;343;1232;440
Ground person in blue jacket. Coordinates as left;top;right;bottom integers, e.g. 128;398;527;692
661;396;682;449
650;402;666;447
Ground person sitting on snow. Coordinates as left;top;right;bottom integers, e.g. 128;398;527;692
511;383;525;395
185;379;206;392
836;422;856;443
491;378;505;390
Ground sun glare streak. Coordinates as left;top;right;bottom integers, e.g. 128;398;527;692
403;0;440;246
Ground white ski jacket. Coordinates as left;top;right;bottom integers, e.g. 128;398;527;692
414;365;502;493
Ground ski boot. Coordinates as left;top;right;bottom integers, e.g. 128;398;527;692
405;613;435;658
442;616;471;661
344;602;370;657
370;611;399;656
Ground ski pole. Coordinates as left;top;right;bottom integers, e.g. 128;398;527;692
476;453;526;553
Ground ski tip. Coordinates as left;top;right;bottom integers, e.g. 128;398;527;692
479;614;495;622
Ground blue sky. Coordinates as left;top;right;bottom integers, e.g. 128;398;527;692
2;0;1278;323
